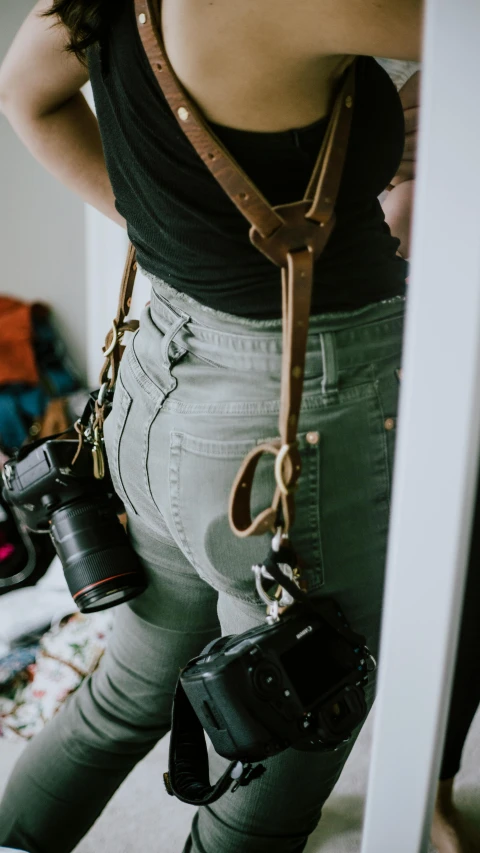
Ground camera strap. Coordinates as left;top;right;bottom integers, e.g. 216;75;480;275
99;242;139;391
164;651;267;806
103;0;355;542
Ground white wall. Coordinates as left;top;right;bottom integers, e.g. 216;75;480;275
0;0;87;380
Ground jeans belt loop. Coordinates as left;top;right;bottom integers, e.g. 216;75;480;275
160;312;190;371
320;331;339;400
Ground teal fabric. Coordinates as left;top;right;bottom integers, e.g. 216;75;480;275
0;279;405;853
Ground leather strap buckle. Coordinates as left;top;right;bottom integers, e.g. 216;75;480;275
229;440;300;538
249;201;335;267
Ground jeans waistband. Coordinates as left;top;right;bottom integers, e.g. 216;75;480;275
139;268;405;374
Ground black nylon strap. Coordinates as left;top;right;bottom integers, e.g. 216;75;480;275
166;678;247;806
165;635;266;806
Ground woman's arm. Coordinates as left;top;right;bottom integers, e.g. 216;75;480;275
389;70;420;187
381;69;421;258
310;0;423;61
0;0;125;228
382;180;415;259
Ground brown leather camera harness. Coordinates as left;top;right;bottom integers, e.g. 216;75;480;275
100;0;355;541
94;0;357;805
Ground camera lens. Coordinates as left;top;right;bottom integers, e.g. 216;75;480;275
50;499;147;612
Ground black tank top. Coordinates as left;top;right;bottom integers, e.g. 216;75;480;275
87;0;407;317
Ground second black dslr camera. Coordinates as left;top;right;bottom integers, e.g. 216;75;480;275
181;600;370;762
2;438;147;612
165;552;376;806
181;601;371;761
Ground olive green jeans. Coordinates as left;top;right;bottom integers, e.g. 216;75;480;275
0;276;405;853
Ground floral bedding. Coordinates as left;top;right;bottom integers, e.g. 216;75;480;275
0;610;113;742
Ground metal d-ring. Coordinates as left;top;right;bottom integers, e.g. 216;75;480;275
274;443;296;496
252;564;277;608
103;320;120;358
97;382;109;407
252;562;296;616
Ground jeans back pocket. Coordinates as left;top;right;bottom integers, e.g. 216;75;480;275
166;430;325;601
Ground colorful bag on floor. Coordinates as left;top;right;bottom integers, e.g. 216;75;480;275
0;297;80;454
0;492;55;596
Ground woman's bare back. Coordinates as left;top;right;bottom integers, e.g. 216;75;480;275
162;0;423;131
0;0;422;232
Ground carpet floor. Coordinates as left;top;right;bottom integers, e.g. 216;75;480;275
1;705;479;852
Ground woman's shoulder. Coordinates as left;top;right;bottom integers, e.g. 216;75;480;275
162;0;423;66
160;0;422;131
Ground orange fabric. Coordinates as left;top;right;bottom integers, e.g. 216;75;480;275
0;296;40;386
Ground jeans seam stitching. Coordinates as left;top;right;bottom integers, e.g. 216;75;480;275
115;376;138;516
306;444;325;591
373;377;392;513
168;432;261;603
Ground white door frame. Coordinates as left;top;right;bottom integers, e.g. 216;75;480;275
361;1;480;851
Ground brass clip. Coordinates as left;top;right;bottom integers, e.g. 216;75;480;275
92;426;106;480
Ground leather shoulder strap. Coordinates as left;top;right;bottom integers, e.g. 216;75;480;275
135;0;283;240
99;242;139;388
135;0;355;244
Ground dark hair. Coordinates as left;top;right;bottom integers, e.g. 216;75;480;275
41;0;119;64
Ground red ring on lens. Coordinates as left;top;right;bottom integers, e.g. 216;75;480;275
72;572;139;599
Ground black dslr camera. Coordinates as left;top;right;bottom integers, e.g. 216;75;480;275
165;545;375;806
183;602;369;759
2;438;147;612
